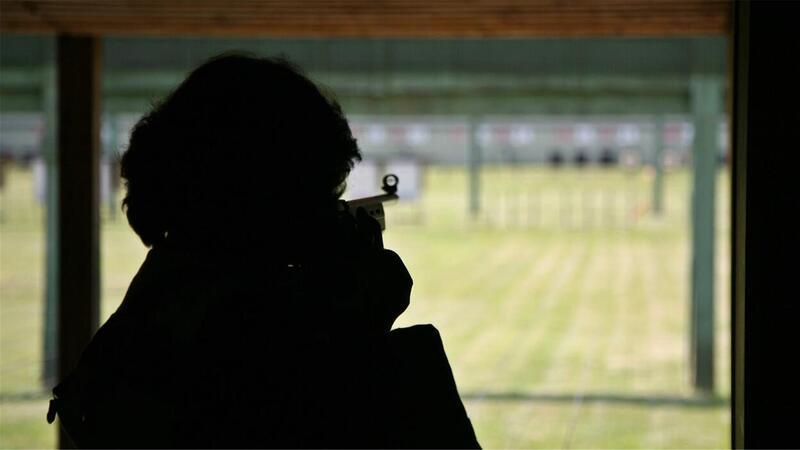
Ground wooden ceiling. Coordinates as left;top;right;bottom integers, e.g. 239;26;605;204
0;0;730;37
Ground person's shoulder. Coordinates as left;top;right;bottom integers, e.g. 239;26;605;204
385;324;448;364
389;323;441;341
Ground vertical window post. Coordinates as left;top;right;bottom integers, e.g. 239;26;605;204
689;76;720;393
56;34;101;448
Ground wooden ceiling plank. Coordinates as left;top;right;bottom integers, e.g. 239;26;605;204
0;0;730;37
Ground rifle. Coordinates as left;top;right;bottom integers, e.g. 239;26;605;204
338;174;399;232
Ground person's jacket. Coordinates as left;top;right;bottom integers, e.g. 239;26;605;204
49;244;480;448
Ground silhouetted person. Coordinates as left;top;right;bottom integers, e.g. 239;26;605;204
574;150;589;167
548;150;564;167
48;54;479;449
599;148;618;166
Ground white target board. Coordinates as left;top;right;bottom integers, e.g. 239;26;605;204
344;159;380;200
385;159;421;202
33;157;46;204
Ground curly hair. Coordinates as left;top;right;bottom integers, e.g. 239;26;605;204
120;54;361;248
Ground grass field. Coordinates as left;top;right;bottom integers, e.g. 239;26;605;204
0;164;730;448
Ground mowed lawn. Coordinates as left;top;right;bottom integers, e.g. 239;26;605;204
0;165;730;448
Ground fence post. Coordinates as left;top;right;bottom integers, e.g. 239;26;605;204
106;114;119;220
468;117;482;219
652;118;665;215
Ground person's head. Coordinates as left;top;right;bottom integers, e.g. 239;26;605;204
120;54;361;251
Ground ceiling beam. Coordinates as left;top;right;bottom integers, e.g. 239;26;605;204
1;0;730;37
